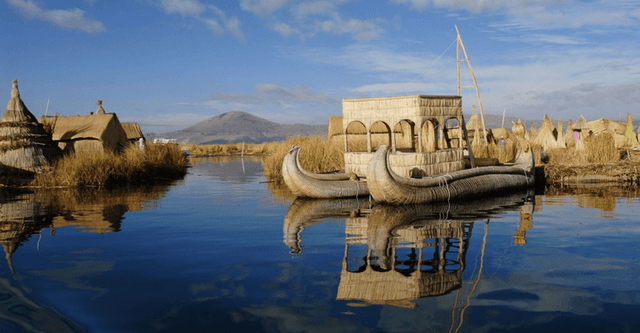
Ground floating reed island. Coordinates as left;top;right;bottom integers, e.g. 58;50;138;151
0;79;188;188
261;106;640;189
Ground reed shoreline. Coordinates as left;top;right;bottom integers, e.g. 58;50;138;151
0;143;189;188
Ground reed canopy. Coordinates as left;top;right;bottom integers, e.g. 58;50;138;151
0;79;61;173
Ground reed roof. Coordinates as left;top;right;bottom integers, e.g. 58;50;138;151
588;118;625;135
121;122;145;141
533;114;561;150
40;113;129;152
573;115;589;130
0;79;61;172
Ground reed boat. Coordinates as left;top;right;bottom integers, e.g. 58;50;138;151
282;145;369;198
367;144;534;205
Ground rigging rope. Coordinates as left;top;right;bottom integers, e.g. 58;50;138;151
409;37;458;84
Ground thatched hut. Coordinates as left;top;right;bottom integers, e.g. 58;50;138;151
0;79;62;173
121;123;145;144
532;114;562;151
573;115;589;151
40;105;129;154
588;118;626;147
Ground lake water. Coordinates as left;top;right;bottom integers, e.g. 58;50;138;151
1;156;640;332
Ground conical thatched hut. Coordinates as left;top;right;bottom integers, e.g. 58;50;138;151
573;115;589;151
0;79;61;173
511;119;526;140
533;114;561;151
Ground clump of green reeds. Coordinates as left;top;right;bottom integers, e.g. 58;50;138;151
31;143;188;188
262;135;344;182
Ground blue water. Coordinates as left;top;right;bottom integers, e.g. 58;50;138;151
1;156;640;332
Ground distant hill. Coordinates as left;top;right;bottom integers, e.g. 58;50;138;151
147;110;542;145
149;111;326;144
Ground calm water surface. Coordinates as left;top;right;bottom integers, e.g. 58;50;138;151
1;156;640;332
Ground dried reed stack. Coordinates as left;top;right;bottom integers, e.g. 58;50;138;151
0;79;61;173
624;112;637;146
563;119;575;148
533;114;561;151
557;119;566;148
511;119;526;140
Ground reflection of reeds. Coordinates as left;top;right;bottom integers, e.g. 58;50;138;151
262;135;344;182
31;143;188;188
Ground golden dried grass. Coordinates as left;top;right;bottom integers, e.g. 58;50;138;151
31;143;188;188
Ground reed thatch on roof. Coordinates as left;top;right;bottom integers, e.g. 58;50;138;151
121;123;145;143
511;119;526;140
0;79;62;173
533;114;562;151
588;118;626;147
40;111;129;154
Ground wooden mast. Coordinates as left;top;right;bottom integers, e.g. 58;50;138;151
456;25;488;146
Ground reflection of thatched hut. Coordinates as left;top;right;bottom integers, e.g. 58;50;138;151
0;80;62;173
40;106;129;154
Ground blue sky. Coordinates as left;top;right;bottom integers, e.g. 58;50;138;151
2;0;640;133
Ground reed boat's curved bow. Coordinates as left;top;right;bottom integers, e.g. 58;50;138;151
282;146;369;198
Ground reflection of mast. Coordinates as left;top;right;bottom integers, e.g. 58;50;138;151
454;221;489;333
514;200;534;246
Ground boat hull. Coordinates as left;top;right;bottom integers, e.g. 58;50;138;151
367;145;534;205
282;146;369;198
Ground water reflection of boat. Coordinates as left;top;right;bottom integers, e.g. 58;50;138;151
283;197;369;254
282;191;534;309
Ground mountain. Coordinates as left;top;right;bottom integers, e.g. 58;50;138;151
148;110;542;145
150;111;326;144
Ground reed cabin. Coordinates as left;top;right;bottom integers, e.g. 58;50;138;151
341;95;467;178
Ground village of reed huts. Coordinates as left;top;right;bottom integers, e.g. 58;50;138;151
0;79;145;174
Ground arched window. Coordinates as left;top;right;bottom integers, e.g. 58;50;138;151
421;119;438;152
345;121;367;152
370;121;391;152
394;119;415;152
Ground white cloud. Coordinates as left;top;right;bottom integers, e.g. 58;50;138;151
7;0;106;33
239;0;294;16
160;0;205;16
158;0;245;43
272;22;304;41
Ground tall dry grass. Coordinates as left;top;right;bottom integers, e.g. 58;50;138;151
262;135;344;182
31;143;188;188
185;142;280;156
545;132;618;165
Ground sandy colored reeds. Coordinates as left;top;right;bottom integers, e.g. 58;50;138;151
184;142;280;157
31;143;188;188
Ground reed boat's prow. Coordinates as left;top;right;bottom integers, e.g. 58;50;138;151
282;146;369;198
367;144;534;205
